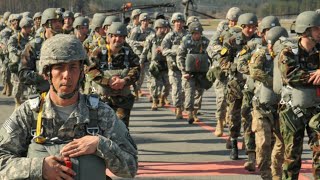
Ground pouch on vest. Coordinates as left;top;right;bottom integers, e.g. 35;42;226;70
259;83;279;105
279;107;304;132
149;61;160;77
291;87;320;109
185;54;209;73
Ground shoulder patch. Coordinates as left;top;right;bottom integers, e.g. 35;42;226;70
239;48;247;56
221;47;228;56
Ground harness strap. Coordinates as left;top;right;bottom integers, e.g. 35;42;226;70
35;92;47;143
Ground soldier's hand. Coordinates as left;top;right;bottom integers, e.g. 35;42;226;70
309;70;320;85
43;156;75;180
183;73;191;80
111;78;126;90
156;47;162;54
60;135;99;158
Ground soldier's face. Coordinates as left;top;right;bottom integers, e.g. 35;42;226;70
310;26;320;43
242;24;257;38
50;61;81;94
109;34;125;48
64;17;74;26
34;17;41;26
174;20;185;31
229;20;237;27
192;31;201;41
140;20;149;29
50;19;63;33
78;26;89;36
156;27;167;36
23;26;32;35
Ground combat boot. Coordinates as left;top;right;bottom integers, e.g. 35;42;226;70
188;110;194;124
175;107;183;119
6;83;12;96
159;95;165;107
151;99;158;111
193;109;200;122
214;118;224;137
244;151;256;172
230;138;239;160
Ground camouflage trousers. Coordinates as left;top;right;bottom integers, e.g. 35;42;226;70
11;73;28;105
136;61;151;92
252;100;284;180
150;71;170;99
168;69;184;108
182;75;204;111
242;90;255;152
213;77;228;121
279;106;319;180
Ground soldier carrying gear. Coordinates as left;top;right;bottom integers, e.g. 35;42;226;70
85;22;140;127
177;21;210;124
0;34;138;179
62;10;74;34
276;11;320;180
73;16;90;43
162;12;188;120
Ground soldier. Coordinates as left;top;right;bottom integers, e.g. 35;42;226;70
19;8;63;98
32;12;42;34
73;16;89;43
85;22;140;127
278;11;320;179
129;13;155;100
62;10;75;34
219;13;258;160
206;7;241;138
0;14;22;96
249;26;288;179
7;17;34;108
127;9;142;36
0;34;138;179
103;15;121;42
83;14;106;54
185;16;199;28
177;21;210;124
140;19;170;110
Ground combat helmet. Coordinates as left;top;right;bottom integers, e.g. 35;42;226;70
153;12;165;20
3;12;11;22
188;21;203;33
186;16;199;27
63;10;74;19
237;13;258;26
226;7;241;21
154;19;169;29
295;11;320;34
73;16;89;29
266;26;288;45
9;14;22;22
19;17;34;28
91;14;106;30
139;13;150;22
103;16;121;28
107;22;128;36
74;12;82;19
22;11;31;18
258;16;280;33
41;8;63;26
131;9;142;19
171;12;185;23
33;12;42;20
39;34;86;75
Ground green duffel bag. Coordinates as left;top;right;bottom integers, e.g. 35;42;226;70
185;53;209;73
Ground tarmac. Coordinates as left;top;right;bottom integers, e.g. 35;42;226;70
0;83;314;180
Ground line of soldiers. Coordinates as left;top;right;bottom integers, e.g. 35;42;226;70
0;6;320;180
207;7;320;180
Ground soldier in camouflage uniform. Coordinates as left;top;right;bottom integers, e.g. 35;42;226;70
73;16;89;43
83;14;106;55
0;13;22;96
127;9;142;36
103;15;121;43
140;19;170;110
7;17;34;108
161;12;188;120
277;11;320;179
0;34;138;179
219;13;259;160
206;7;241;138
19;8;63;98
129;13;155;99
249;26;288;179
177;22;210;124
62;10;74;34
32;12;42;36
85;22;140;127
237;15;280;171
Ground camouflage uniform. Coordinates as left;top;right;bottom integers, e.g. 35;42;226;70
177;22;209;124
86;22;140;127
0;91;138;179
161;13;188;119
140;19;170;110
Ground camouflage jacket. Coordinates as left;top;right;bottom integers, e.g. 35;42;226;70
0;27;16;55
86;45;140;88
249;46;273;88
7;32;33;73
161;29;188;71
206;20;228;60
19;32;50;93
129;26;155;55
279;38;320;87
140;33;166;65
177;34;209;74
83;34;106;55
0;93;138;179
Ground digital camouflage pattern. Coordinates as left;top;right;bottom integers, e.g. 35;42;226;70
0;93;138;179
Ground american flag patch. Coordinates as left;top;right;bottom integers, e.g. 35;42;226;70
3;120;14;134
